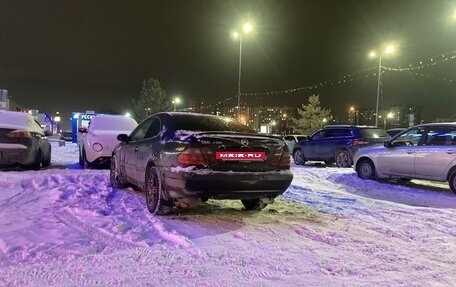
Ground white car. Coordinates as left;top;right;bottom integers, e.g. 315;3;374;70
282;134;308;154
0;110;51;170
78;114;138;168
354;123;456;193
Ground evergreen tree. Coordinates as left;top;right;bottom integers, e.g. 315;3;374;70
132;78;171;121
292;95;332;135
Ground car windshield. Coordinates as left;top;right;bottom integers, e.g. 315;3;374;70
360;128;389;138
172;114;255;133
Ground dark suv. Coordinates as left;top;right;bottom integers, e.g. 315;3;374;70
292;125;390;167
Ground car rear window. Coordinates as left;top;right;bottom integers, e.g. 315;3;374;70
172;114;255;133
360;128;389;138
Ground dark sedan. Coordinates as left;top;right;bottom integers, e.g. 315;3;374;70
110;112;293;215
0;110;51;170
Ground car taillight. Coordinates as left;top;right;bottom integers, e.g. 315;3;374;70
353;139;369;145
6;131;32;138
178;147;208;166
270;151;290;168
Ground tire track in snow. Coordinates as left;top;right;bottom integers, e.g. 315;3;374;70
54;209;156;253
127;192;208;259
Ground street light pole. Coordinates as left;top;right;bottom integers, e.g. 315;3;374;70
237;34;243;121
375;55;382;127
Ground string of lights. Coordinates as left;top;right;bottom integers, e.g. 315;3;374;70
234;50;456;100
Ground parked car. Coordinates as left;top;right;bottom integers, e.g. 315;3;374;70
386;127;407;137
78;114;138;168
0;110;51;170
283;134;308;154
354;123;456;193
60;130;73;141
292;125;390;168
110;112;293;215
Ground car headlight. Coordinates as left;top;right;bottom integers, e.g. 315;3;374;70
92;143;103;152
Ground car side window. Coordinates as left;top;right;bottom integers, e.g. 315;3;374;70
391;128;424;146
284;136;294;142
425;126;456;146
130;118;154;141
330;128;352;137
311;130;326;140
144;118;161;139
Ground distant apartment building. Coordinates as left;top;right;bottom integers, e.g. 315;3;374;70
0;89;9;110
355;105;423;128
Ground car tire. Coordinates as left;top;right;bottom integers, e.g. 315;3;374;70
145;167;173;215
356;159;376;180
241;198;267;210
449;170;456;194
110;155;126;188
78;148;83;166
31;151;42;171
42;151;51;168
335;149;352;168
293;149;306;165
83;150;91;169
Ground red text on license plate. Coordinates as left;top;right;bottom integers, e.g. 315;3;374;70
216;151;266;161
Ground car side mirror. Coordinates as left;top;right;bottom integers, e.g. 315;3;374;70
117;134;130;142
78;127;87;133
384;140;392;147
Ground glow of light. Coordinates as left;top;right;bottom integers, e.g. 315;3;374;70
387;112;394;119
349;106;355;112
54;116;61;122
231;31;240;39
322;118;327;123
369;51;377;59
124;112;131;117
385;44;395;54
242;22;253;33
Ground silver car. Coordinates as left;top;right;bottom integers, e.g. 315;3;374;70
354;123;456;193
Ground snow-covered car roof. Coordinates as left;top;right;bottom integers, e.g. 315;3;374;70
88;114;138;131
0;110;43;134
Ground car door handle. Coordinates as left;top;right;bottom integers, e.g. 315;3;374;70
134;147;139;152
447;150;455;154
406;150;415;154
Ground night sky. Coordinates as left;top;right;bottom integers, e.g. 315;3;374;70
0;0;455;123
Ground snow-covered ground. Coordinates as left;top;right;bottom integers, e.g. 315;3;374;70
0;142;455;286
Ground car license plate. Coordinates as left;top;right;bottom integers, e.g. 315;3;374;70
216;151;266;161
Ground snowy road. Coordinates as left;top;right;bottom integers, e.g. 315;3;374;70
0;143;455;286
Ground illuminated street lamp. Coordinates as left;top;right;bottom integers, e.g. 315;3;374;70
232;21;254;121
369;44;395;127
172;97;181;111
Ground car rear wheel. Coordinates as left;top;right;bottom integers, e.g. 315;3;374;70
31;151;42;170
335;150;352;168
42;152;51;168
449;170;456;194
293;149;306;165
83;150;91;169
110;155;126;188
78;148;83;166
145;167;173;215
356;159;375;179
241;199;267;210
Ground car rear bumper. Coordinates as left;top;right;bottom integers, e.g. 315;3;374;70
0;143;35;167
163;169;294;200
